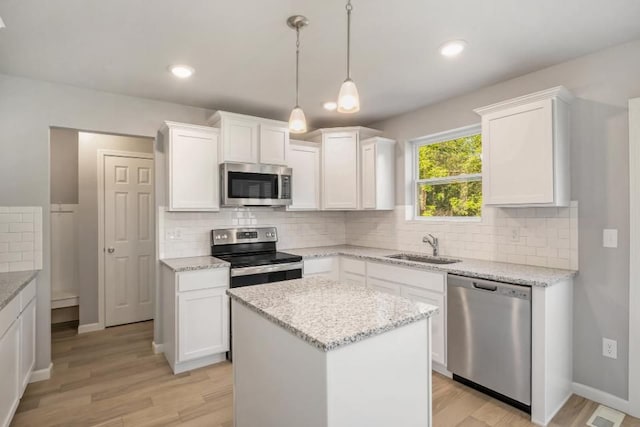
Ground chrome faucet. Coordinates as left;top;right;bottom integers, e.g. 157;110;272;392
423;234;439;257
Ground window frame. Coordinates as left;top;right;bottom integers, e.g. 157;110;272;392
411;124;482;221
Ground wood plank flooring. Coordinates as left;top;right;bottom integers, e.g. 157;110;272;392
12;321;640;426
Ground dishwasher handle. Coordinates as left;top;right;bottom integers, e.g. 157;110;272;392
472;282;498;292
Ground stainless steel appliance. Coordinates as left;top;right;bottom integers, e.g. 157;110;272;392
220;163;292;207
447;274;532;413
211;227;302;287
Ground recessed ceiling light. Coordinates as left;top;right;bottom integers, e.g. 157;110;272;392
0;16;6;29
440;40;467;58
169;65;194;79
323;101;337;111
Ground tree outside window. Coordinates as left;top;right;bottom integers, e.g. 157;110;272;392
415;131;482;218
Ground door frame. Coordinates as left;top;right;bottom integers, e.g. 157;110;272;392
629;98;640;417
97;149;154;330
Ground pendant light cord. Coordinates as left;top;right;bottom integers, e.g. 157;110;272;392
295;26;301;107
346;0;353;79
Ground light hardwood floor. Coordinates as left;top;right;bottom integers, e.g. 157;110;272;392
12;321;640;427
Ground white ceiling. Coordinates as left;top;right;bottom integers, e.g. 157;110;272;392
1;0;639;127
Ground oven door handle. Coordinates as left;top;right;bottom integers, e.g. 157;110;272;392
231;262;304;277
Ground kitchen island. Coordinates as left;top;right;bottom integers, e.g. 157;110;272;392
227;277;438;427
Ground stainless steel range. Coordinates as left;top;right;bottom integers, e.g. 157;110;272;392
211;227;302;287
212;227;302;360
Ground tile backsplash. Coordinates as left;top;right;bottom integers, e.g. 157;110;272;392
345;202;578;270
160;202;578;270
0;207;43;272
160;208;347;259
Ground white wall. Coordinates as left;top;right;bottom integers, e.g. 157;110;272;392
370;39;640;399
50;128;79;204
0;73;213;370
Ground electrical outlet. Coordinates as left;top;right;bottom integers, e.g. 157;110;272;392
603;338;617;359
510;228;520;243
603;229;618;248
165;228;183;241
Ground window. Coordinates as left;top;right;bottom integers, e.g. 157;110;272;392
413;125;482;219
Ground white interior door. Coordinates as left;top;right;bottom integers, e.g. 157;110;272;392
104;155;155;327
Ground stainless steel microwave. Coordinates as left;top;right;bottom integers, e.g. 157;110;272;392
220;163;292;207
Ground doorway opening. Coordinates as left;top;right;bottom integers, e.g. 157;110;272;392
49;128;155;335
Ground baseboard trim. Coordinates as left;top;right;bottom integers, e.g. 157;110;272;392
78;322;104;334
572;382;630;415
152;341;164;354
432;361;452;378
531;391;572;426
29;362;53;383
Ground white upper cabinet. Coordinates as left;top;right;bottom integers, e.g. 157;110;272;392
287;140;320;210
305;127;382;210
474;86;573;207
360;137;395;210
260;124;289;165
161;122;219;212
209;111;289;165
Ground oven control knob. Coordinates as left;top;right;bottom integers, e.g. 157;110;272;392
222;234;228;239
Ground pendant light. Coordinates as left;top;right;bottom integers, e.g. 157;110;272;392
337;0;360;113
287;15;309;134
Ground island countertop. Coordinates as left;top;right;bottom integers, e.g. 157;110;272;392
227;277;438;352
286;245;577;287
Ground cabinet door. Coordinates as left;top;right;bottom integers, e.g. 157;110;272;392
0;321;19;427
178;288;229;362
19;298;36;396
323;132;358;209
483;99;554;205
401;286;445;366
288;142;320;210
222;117;259;163
361;141;377;209
260;124;289;165
169;127;219;211
368;277;402;296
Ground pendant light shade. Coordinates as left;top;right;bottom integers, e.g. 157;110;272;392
289;106;307;133
337;78;360;113
287;15;309;134
337;0;360;114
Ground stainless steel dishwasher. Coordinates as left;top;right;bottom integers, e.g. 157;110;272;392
447;274;532;412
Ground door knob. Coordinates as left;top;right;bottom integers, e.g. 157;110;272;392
107;248;115;253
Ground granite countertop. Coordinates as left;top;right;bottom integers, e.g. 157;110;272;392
286;245;577;287
227;277;438;352
0;270;38;311
160;256;230;272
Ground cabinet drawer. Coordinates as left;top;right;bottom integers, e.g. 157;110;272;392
367;262;445;293
0;296;19;339
177;268;229;293
341;257;366;275
303;257;336;276
20;280;36;313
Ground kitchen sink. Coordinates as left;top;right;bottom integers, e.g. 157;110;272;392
385;253;461;265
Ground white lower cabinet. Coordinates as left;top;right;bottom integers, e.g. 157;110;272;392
19;298;36;395
360;260;447;367
0;320;19;427
400;286;445;365
0;278;37;427
340;258;366;286
303;257;339;280
178;288;229;362
162;266;230;374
